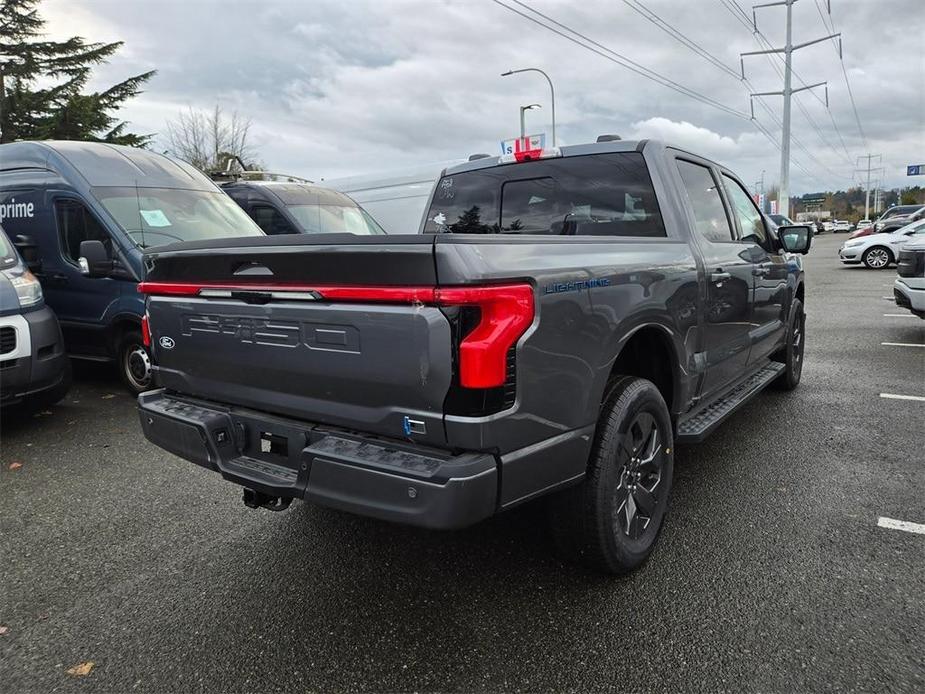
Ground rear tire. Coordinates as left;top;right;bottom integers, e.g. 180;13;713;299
773;298;804;390
116;328;153;394
862;246;892;269
548;377;674;574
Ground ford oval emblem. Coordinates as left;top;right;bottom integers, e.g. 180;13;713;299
159;336;176;350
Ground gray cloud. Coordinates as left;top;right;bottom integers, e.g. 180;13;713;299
43;0;924;193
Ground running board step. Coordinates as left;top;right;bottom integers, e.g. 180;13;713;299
676;362;785;443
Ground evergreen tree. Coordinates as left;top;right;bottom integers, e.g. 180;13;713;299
0;0;155;145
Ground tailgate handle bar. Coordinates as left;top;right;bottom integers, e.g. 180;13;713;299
233;263;274;277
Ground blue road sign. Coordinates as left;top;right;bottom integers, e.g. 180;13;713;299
908;164;924;176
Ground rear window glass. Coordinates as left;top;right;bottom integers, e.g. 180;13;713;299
423;152;666;237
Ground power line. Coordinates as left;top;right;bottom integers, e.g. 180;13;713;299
492;0;827;189
719;0;854;167
812;0;868;148
494;0;751;119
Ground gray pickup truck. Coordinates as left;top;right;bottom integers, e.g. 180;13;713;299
137;139;811;573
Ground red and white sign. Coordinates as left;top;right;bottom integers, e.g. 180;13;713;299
501;133;546;162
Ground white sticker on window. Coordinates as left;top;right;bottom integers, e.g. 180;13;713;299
139;209;171;227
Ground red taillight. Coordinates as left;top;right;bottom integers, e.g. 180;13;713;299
138;281;535;389
436;285;534;388
141;314;151;347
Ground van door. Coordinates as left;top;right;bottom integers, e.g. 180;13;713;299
41;198;122;357
674;158;753;399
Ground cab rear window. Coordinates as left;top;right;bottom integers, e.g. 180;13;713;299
423;152;666;237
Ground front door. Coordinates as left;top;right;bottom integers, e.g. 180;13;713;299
40;197;121;357
675;158;753;399
720;174;788;364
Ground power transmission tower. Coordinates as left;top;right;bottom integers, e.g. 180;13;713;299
856;154;882;220
741;0;841;218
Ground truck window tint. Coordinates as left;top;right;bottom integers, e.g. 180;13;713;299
55;200;113;263
675;161;734;243
424;152;666;237
722;174;767;244
250;205;297;235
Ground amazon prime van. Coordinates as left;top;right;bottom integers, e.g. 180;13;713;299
0;141;263;392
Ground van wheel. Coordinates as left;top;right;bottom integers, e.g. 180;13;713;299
548;376;674;574
117;328;152;394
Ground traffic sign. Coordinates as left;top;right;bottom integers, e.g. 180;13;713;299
907;164;925;176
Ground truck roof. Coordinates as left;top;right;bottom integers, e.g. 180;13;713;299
440;139;722;177
0;140;216;192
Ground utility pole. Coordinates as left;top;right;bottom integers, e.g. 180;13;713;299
856;154;882;220
741;0;841;218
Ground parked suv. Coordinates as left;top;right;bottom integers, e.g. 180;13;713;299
136;139;811;574
0;223;70;409
0;141;264;393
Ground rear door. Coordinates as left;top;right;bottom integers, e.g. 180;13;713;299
674;158;753;398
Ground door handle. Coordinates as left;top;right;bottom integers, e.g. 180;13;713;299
710;270;731;283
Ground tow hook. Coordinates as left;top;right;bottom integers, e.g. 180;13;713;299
242;488;293;512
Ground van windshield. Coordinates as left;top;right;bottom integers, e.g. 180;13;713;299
92;187;264;248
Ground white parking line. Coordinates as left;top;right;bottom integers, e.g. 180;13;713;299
878;517;925;535
881;342;925;348
880;393;925;402
882;296;895;300
883;313;917;318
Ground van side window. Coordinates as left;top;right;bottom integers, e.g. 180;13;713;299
675;161;735;243
55;200;112;263
250;205;297;235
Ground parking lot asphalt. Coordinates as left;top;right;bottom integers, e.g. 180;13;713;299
1;232;923;693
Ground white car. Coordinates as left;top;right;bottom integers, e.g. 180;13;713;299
832;220;853;233
839;219;925;269
857;219;872;229
822;220;835;232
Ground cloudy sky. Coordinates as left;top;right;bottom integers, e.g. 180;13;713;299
42;0;924;194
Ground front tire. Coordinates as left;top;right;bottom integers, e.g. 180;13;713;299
548;377;674;574
773;298;804;390
862;246;892;269
116;328;153;394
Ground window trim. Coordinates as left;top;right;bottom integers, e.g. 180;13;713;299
674;157;737;245
719;171;770;246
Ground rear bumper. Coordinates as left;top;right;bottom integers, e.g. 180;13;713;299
894;280;925;318
137;389;498;529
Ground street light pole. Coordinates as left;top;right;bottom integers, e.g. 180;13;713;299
501;68;556;147
519;104;541;140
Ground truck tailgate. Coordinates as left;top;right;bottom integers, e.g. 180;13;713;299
141;235;452;446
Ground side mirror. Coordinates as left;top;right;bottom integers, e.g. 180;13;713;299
777;225;813;255
78;240;113;277
13;234;42;272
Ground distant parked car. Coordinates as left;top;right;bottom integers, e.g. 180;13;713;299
857;219;872;229
874;205;925;232
832;220;853;233
822;220;835;232
839;219;925;269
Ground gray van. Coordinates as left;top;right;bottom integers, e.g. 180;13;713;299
0;141;263;392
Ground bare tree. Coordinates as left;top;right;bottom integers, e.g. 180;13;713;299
165;104;258;172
